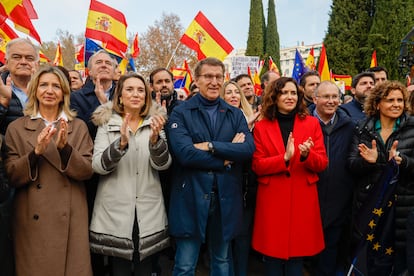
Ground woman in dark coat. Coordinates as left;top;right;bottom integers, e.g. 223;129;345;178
5;66;94;276
348;81;414;275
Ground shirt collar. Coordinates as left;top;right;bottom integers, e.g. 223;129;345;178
313;109;336;125
31;110;68;126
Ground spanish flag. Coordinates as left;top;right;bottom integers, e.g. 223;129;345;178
85;0;128;58
370;50;377;68
0;21;18;63
180;11;233;61
318;44;331;81
305;47;316;71
130;33;140;58
0;0;41;42
53;41;63;66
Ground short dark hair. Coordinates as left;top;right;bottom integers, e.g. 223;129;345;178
149;68;173;84
233;74;252;83
299;71;320;87
366;66;388;79
194;57;225;77
352;72;375;88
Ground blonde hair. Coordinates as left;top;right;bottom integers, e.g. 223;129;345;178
24;66;76;120
220;81;253;117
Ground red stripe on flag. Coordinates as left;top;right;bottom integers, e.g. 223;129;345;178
194;11;233;54
89;0;126;24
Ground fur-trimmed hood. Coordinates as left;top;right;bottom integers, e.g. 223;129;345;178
91;101;167;127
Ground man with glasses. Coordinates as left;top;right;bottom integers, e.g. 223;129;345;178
309;81;355;275
167;57;255;275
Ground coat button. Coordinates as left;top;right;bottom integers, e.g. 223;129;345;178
33;214;39;220
36;184;42;189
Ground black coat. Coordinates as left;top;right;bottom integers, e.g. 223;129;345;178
70;80;115;139
309;106;355;228
348;113;414;250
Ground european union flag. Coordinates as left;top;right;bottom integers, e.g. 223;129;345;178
348;159;399;276
292;49;308;83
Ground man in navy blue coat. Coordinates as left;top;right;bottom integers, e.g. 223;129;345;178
309;81;355;275
166;57;255;276
340;72;375;124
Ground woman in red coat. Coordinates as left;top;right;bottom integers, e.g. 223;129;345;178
252;77;328;275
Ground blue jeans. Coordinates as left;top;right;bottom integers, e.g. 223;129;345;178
263;256;303;276
173;192;231;276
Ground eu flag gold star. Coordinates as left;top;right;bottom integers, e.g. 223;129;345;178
373;242;381;251
368;220;377;229
385;247;394;255
373;208;383;217
388;201;393;207
367;234;374;242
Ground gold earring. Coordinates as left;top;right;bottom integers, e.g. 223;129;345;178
119;98;123;105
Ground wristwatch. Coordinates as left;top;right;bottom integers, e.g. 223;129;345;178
208;142;214;154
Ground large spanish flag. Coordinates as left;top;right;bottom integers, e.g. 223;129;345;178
85;0;128;57
0;0;41;42
0;21;19;63
318;44;331;81
180;11;233;61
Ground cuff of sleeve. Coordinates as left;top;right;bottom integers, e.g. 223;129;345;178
149;138;166;155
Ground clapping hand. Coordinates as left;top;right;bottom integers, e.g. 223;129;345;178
299;137;314;158
358;139;378;163
120;113;130;150
150;115;166;145
34;124;57;155
55;118;68;150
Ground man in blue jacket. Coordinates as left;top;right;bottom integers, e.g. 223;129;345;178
340;72;375;123
167;57;255;276
309;81;355;275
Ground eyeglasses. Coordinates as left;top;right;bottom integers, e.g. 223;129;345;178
316;95;340;101
198;74;224;82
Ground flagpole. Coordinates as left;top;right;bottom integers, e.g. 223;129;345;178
166;42;180;69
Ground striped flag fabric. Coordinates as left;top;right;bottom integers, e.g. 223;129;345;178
0;0;41;42
0;21;19;63
305;47;316;71
318;44;331;81
85;0;128;58
53;41;63;66
180;11;233;61
370;50;377;68
130;33;140;58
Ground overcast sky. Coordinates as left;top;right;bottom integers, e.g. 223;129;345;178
27;0;332;49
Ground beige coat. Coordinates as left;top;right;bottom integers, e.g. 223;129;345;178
5;116;94;276
90;102;170;260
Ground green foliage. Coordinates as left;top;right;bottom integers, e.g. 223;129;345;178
324;0;414;80
367;0;414;79
323;0;374;76
246;0;265;56
265;0;280;71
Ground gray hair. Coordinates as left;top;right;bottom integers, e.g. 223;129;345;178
6;38;39;61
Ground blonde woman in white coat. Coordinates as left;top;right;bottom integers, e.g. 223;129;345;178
89;73;171;276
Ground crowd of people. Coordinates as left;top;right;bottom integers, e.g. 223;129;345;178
0;37;414;276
